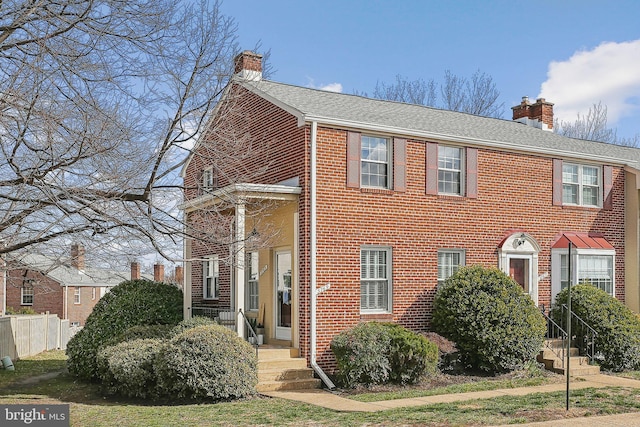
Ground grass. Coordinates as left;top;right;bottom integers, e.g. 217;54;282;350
349;376;559;402
1;351;640;426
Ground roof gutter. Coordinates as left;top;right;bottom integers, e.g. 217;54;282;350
309;120;335;390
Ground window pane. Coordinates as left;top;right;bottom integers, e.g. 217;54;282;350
361;136;389;189
582;186;599;206
563;183;578;204
582;166;599;186
562;165;578;184
438;146;462;195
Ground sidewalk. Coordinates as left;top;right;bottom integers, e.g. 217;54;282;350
262;374;640;424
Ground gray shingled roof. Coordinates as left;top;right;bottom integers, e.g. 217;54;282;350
243;79;640;168
12;253;150;287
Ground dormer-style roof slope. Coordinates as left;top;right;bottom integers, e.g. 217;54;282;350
240;79;640;168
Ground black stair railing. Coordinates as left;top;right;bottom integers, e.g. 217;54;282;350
540;306;568;369
559;304;598;365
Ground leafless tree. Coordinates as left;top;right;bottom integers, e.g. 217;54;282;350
0;0;269;271
555;101;639;147
360;70;504;118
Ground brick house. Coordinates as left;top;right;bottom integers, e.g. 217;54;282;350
181;51;640;377
1;244;154;326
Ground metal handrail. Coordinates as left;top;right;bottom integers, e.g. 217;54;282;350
540;307;567;368
238;308;259;357
560;304;598;364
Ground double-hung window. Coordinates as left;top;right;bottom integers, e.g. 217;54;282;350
438;250;465;288
360;247;392;312
438;146;463;195
74;287;81;304
203;256;219;299
21;286;34;305
202;167;216;193
245;252;259;311
361;136;390;188
562;163;600;206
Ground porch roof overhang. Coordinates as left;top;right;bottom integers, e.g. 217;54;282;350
552;232;614;250
181;183;301;213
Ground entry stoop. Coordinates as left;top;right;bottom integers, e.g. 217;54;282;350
256;347;321;392
537;339;600;376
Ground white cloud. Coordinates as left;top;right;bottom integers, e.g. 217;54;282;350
306;78;343;93
538;40;640;125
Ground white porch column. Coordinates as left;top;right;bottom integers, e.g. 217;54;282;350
235;202;246;339
183;238;192;320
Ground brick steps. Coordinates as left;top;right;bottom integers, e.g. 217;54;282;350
256;347;321;392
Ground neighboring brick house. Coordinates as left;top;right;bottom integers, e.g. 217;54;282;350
181;51;640;376
1;244;154;326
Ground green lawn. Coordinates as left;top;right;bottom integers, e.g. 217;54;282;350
1;351;640;427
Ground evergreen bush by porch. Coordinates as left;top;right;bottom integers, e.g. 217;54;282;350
66;279;183;381
155;325;257;400
432;265;546;373
330;321;438;388
551;284;640;371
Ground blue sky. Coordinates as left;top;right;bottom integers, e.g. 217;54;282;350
221;0;640;139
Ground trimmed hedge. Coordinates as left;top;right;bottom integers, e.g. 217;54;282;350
96;338;162;398
66;279;183;381
552;284;640;371
171;316;217;336
331;322;438;388
155;325;257;400
432;265;546;373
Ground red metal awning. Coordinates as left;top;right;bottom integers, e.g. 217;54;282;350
552;232;614;250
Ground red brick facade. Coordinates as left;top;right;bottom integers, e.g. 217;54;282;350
184;79;627;373
4;268;105;326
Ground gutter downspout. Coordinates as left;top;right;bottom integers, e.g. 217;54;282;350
310;120;335;390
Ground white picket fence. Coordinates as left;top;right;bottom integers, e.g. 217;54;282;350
0;313;70;361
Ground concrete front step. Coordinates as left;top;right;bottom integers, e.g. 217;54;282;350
256;377;322;392
538;346;601;376
256;347;321;392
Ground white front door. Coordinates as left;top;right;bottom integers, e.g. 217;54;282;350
275;250;292;340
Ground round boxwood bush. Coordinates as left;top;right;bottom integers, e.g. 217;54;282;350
432;265;546;373
170;316;217;336
96;338;163;398
155;324;257;400
330;322;438;388
66;279;183;381
106;324;175;347
551;284;640;371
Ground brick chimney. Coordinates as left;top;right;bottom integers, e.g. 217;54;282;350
153;263;165;282
131;262;141;280
174;266;184;287
234;51;262;81
512;96;554;131
70;243;85;271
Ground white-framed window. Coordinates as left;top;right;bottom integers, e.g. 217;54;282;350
21;286;34;305
203;256;219;299
245;252;259;311
553;249;615;297
202;167;216;192
361;135;390;189
74;287;81;304
360;247;392;312
562;163;600;207
438;250;465;288
438;145;464;195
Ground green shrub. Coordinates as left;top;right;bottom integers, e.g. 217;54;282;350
96;338;163;398
66;279;183;381
106;324;174;347
330;322;438;388
551;284;640;371
170;316;217;336
6;306;37;315
155;325;257;400
432;265;546;373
